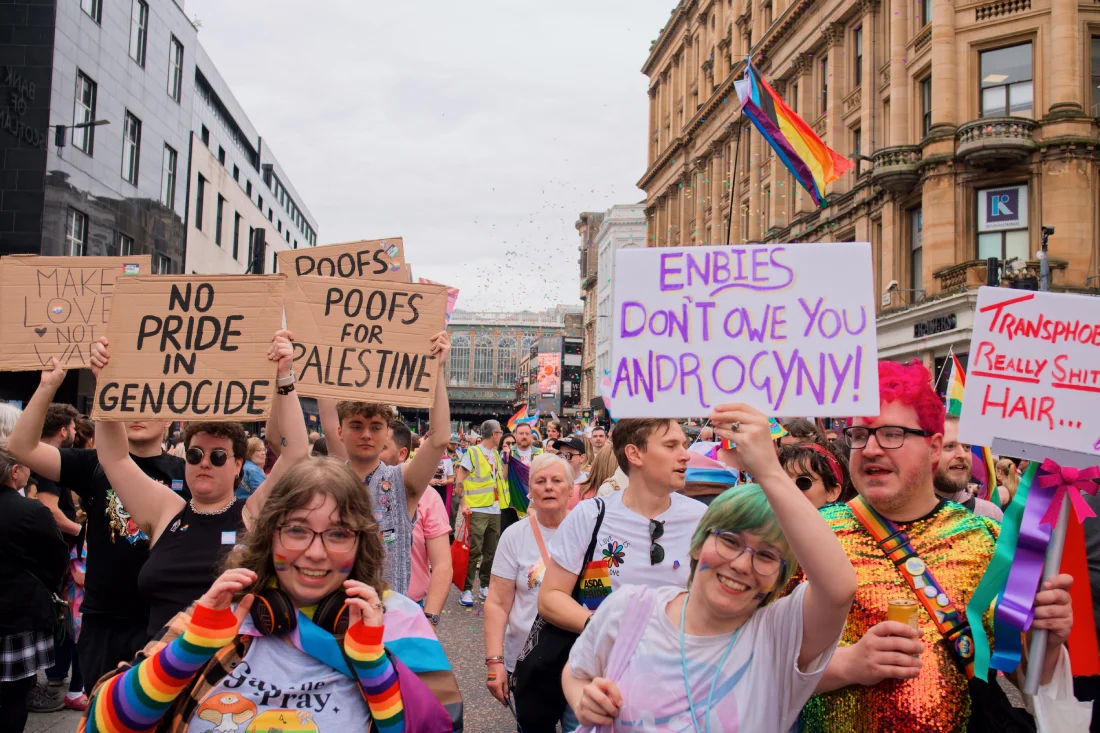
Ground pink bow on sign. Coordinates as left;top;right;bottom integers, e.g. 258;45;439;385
1037;459;1100;526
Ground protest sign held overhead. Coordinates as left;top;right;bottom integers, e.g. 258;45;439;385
91;275;285;421
959;287;1100;458
278;237;407;287
610;243;879;418
0;254;150;371
285;276;448;407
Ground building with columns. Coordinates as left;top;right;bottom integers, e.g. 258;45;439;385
576;211;604;413
640;0;1100;373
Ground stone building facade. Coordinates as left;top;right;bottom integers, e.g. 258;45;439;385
640;0;1100;370
576;211;603;413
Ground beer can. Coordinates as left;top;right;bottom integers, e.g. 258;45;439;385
887;598;920;630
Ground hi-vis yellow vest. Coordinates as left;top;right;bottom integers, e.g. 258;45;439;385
463;447;500;509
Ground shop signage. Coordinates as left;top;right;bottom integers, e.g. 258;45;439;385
978;185;1027;232
913;313;958;338
0;66;45;149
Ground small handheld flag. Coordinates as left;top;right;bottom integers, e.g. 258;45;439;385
946;354;966;418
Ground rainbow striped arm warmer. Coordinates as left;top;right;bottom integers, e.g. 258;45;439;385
345;622;405;733
87;605;238;733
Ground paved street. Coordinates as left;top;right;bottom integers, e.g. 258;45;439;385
27;586;517;733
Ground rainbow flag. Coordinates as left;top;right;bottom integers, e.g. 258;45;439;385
506;406;527;431
946;353;966;418
505;450;531;515
733;59;853;207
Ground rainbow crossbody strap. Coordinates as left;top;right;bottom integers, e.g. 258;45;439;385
848;496;976;679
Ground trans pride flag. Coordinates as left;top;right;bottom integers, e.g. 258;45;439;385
733;59;852;206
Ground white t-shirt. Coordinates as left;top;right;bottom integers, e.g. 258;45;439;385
514;446;535;466
569;583;834;733
491;516;558;671
548;490;705;593
460;445;500;515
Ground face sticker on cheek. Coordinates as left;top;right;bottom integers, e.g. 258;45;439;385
273;553;290;572
696;548;724;575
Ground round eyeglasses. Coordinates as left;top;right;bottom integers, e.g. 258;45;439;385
711;530;786;575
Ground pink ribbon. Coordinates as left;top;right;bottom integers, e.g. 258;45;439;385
1036;459;1100;527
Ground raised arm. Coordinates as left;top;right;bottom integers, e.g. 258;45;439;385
318;397;348;461
537;558;589;633
709;403;857;669
89;338;184;538
402;331;451;514
244;330;309;522
7;360;67;481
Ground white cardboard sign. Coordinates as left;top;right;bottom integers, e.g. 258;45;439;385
959;287;1100;458
610;243;879;418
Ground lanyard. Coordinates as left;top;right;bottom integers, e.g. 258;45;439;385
679;591;741;733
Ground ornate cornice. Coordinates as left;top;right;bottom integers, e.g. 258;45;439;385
857;0;880;14
642;5;689;75
683;31;694;47
648;85;659;99
789;54;811;77
821;22;844;48
758;0;820;62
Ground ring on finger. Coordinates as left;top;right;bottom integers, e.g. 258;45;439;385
370;601;384;610
730;421;742;432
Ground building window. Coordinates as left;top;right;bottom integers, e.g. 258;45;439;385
285;230;290;243
81;0;102;23
820;56;828;114
116;233;134;256
853;128;862;175
215;196;225;246
854;27;863;86
232;164;239;182
791;82;798;113
977;184;1029;263
245;180;252;196
128;0;148;67
161;144;176;208
167;37;183;103
761;187;770;232
195;175;206;231
232;212;241;259
920;0;931;26
449;335;470;385
980;43;1033;118
473;337;494;387
910;208;923;291
1092;37;1100;115
497;337;518;387
920;76;932;136
155;254;171;274
257;195;263;212
200;125;209;146
121;112;141;185
72;72;96;155
218;146;226;166
66;210;87;256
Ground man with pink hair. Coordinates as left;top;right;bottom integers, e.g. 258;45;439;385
796;360;1074;732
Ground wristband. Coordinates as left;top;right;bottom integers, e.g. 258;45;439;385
276;383;295;395
485;656;505;666
276;373;296;388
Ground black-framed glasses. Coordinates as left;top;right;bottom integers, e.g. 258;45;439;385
185;447;229;467
649;519;665;565
711;530;786;575
277;524;359;552
843;426;931;450
794;475;815;492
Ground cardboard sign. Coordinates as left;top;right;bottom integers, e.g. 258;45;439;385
285;275;448;407
91;275;286;421
610;243;879;418
277;237;407;288
959;287;1100;458
0;255;150;371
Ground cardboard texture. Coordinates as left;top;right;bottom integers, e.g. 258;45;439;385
285;274;447;407
0;254;151;371
277;237;408;290
610;242;880;418
91;274;286;421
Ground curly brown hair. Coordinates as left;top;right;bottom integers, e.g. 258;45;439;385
184;422;249;459
225;457;387;599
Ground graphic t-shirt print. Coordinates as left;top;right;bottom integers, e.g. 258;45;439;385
527;558;547;589
578;532;624;610
105;489;148;544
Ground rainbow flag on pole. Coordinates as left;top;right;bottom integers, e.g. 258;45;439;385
733;59;853;207
506;405;539;432
946;353;966;418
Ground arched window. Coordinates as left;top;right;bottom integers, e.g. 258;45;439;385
473;336;494;387
520;335;537;357
449;334;470;386
496;337;518;387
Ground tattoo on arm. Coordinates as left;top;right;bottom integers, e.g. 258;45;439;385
280;437;288;447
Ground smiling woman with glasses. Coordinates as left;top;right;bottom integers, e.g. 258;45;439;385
86;331;311;640
563;404;856;732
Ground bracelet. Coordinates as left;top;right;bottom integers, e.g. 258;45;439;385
276;383;296;395
485;656;505;666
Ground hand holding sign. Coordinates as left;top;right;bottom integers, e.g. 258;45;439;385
268;329;295;378
39;358;66;390
708;403;783;480
430;330;451;365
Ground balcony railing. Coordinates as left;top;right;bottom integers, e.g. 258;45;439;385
871;145;922;192
956;117;1037;168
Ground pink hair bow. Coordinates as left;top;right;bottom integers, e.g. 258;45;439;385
1037;459;1100;526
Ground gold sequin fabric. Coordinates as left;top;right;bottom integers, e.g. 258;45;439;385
798;501;1000;733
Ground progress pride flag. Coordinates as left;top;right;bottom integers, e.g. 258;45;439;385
609;243;879;418
959;287;1100;456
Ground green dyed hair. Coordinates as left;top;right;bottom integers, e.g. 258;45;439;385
688;484;798;606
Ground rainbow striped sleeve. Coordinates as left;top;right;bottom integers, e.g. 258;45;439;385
345;623;405;733
87;605;238;733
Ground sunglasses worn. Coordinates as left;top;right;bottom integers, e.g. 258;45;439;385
650;519;665;565
794;475;815;492
185;447;230;467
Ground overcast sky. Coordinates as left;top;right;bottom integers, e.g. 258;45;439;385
187;1;674;312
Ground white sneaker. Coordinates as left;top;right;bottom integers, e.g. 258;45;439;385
460;590;474;606
479;586;489;601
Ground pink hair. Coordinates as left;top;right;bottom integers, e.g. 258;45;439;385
874;360;945;436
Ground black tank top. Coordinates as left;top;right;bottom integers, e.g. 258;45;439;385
137;499;246;635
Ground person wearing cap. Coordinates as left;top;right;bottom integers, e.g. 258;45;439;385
553;436;589;510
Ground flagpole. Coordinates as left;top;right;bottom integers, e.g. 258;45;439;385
726;107;745;245
933;345;954;393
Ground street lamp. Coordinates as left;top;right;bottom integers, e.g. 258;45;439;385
52;119;110;149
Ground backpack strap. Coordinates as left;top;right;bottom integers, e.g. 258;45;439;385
847;496;977;678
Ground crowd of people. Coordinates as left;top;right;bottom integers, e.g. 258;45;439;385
0;330;1092;732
